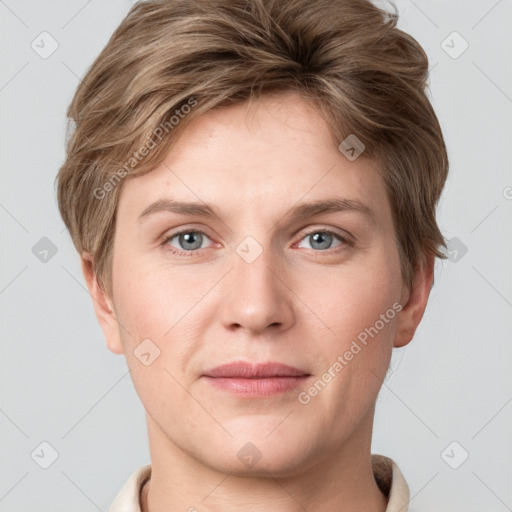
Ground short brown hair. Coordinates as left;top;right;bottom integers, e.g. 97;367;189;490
56;0;449;299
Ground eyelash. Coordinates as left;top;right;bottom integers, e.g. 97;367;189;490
161;227;353;257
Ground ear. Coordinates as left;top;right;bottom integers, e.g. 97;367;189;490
394;256;434;348
80;252;124;355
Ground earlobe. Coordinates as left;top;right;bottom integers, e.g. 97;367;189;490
393;256;435;348
80;252;124;355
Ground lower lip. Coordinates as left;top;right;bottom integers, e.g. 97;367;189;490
202;376;310;397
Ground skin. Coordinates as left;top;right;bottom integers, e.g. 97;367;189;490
82;91;433;512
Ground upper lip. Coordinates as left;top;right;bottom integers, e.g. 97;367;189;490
203;361;310;378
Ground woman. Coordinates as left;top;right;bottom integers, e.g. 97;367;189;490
56;1;448;510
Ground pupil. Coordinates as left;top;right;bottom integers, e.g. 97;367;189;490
181;232;201;249
312;232;331;250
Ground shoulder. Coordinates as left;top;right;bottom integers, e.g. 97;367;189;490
108;464;152;512
372;454;410;512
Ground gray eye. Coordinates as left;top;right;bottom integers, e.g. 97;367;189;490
298;231;343;251
309;232;333;250
172;231;206;251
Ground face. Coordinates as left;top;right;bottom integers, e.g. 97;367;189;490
86;91;430;477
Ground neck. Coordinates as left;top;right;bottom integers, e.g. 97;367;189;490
140;410;387;512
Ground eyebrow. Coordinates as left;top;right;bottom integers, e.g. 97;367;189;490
137;197;375;224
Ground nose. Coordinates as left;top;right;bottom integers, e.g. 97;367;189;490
218;241;295;336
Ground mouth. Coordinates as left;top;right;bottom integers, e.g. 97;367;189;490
202;361;311;397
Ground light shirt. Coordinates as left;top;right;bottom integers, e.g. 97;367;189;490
109;454;410;512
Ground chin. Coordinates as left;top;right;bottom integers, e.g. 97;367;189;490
198;429;312;477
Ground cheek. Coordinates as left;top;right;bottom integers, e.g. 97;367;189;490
112;266;194;415
112;261;209;396
301;252;401;373
113;259;195;340
306;258;400;331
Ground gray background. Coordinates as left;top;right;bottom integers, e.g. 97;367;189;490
1;1;511;510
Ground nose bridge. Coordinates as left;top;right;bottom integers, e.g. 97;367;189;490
219;234;294;333
235;237;279;294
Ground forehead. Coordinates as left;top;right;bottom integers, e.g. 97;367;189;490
117;92;389;224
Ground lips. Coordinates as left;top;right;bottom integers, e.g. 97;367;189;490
202;361;311;397
203;361;310;378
